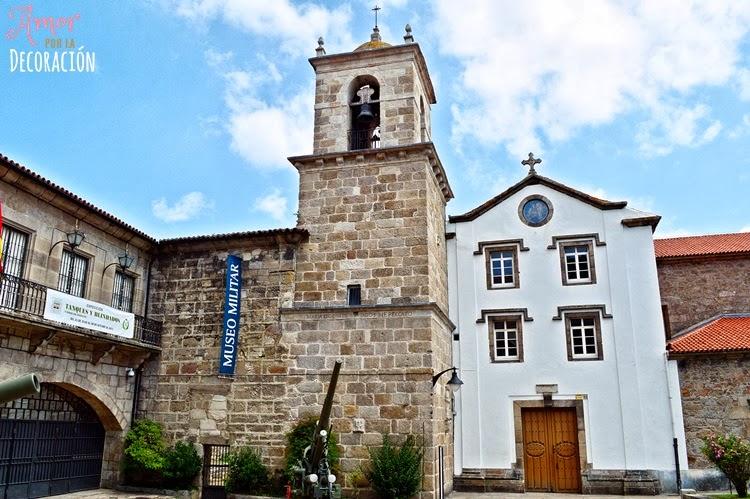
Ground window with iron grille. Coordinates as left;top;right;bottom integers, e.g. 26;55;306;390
489;318;523;362
1;225;29;309
58;249;89;297
565;314;602;360
112;271;134;312
2;225;29;278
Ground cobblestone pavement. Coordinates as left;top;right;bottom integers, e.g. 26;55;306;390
53;490;175;499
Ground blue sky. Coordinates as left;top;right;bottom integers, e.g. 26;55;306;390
1;0;749;239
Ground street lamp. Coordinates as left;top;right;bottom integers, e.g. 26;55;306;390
432;367;464;392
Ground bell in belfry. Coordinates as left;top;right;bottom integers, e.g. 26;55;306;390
355;85;376;123
356;102;375;123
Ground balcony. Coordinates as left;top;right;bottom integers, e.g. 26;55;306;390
0;273;162;348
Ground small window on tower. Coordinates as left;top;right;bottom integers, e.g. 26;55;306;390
347;285;361;306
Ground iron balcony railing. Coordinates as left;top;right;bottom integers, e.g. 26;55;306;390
348;128;381;151
0;272;162;346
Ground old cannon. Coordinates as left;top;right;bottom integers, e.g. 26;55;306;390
295;359;342;499
0;373;41;404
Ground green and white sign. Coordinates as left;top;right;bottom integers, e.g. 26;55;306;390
43;289;135;339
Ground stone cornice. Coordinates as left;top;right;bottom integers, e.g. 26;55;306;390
308;43;436;104
288;142;454;202
280;301;455;332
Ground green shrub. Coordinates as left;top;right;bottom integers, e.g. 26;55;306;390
365;435;423;499
225;447;270;494
123;419;167;486
702;433;750;497
163;441;202;489
283;417;340;483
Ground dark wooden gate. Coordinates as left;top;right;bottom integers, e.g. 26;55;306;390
0;383;105;499
202;444;230;499
522;408;581;493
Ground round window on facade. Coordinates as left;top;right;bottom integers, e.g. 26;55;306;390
518;195;553;227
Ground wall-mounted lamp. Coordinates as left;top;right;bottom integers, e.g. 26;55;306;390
103;248;136;276
49;220;86;255
432;367;464;393
117;251;135;270
66;220;86;249
126;367;135;378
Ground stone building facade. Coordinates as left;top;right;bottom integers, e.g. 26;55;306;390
0;154;162;493
656;233;750;486
139;32;457;498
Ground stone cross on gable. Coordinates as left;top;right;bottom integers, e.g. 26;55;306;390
357;85;375;104
521;152;542;175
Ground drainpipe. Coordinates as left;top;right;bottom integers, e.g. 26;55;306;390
131;256;154;425
664;353;682;492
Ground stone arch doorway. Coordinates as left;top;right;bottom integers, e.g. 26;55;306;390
0;382;106;498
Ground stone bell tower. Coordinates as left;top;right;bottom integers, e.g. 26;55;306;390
281;25;455;498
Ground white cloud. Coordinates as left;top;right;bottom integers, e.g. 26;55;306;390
152;192;212;222
434;0;750;157
738;68;750;100
728;113;750;139
221;68;313;169
172;0;353;55
636;104;722;157
253;189;290;223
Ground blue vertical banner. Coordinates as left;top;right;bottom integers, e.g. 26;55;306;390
218;254;242;376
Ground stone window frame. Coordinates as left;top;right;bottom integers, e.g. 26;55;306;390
488;314;524;363
564;312;603;361
559;240;597;286
484;244;520;290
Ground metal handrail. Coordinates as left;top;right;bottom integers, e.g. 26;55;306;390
348;128;381;150
0;272;162;346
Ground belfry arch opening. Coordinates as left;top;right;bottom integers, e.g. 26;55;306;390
348;75;380;150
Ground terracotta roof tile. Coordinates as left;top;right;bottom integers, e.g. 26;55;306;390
655;232;750;258
668;314;750;354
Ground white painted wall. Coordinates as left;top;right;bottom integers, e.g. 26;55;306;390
448;182;685;474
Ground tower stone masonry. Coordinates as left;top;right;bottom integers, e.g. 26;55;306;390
140;30;456;499
283;32;456;497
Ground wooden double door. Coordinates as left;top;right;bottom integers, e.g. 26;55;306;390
522;408;581;493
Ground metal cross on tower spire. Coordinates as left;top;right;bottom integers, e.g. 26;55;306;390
521;152;542;175
372;4;381;28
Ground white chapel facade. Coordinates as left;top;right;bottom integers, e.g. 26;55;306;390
447;165;688;494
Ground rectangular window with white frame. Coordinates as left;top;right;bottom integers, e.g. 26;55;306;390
560;241;596;285
489;317;523;362
485;246;519;289
565;314;602;361
112;271;135;312
1;225;30;309
58;249;89;298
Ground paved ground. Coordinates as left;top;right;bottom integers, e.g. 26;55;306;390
451;493;678;498
56;489;684;499
54;490;174;498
